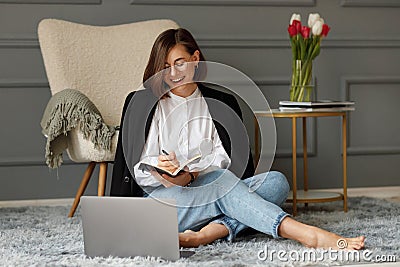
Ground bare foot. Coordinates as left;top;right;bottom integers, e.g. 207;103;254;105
279;217;365;250
303;225;365;250
179;223;229;248
179;230;205;248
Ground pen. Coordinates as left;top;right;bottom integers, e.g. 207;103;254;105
162;149;169;155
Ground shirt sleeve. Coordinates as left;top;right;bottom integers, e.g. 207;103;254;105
133;105;163;187
188;125;231;173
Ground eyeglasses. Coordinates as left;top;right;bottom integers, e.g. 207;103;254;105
163;60;189;74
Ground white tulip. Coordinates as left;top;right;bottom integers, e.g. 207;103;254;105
308;13;321;28
290;13;301;25
312;20;324;35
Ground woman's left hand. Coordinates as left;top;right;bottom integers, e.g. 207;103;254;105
161;171;192;187
150;167;198;187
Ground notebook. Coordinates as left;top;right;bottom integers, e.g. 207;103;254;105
138;154;201;177
279;100;355;108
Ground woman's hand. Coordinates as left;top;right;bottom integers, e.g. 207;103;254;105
157;151;180;173
161;171;192;187
151;168;199;188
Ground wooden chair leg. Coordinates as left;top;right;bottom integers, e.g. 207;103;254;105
98;162;108;196
68;162;96;217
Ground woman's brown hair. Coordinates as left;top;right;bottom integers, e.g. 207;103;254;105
143;28;207;98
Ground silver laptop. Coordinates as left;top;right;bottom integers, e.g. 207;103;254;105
81;196;188;261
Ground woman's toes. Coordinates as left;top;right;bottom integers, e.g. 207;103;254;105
343;236;365;250
354;236;365;247
356;236;365;243
348;242;359;249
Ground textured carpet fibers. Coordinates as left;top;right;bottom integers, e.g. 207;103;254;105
0;197;399;266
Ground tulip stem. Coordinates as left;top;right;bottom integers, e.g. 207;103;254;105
290;59;313;102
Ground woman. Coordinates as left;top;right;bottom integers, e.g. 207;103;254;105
111;28;365;250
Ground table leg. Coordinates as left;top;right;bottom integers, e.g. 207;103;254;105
254;116;259;169
343;114;348;212
303;117;308;208
292;117;297;216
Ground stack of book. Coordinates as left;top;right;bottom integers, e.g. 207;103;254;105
279;100;355;111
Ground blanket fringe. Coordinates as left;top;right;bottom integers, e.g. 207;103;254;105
41;89;116;169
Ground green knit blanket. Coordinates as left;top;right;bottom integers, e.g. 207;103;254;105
40;89;116;168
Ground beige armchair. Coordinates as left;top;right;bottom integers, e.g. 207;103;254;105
38;18;179;217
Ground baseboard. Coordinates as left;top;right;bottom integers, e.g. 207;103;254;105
0;186;399;208
0;198;73;208
318;186;400;199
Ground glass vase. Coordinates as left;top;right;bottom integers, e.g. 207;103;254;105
290;59;314;102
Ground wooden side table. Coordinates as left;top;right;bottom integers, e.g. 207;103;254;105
254;108;353;216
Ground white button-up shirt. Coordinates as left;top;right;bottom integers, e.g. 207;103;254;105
133;87;231;187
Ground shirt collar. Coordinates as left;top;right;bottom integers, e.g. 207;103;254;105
168;87;200;101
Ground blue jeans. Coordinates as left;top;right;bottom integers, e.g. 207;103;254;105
147;169;290;241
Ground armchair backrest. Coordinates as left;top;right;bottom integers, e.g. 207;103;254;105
38;19;179;126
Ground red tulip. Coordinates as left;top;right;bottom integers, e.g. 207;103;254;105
288;24;297;37
289;13;331;101
292;20;302;33
321;24;331;37
300;26;310;39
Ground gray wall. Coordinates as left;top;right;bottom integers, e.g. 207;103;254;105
0;0;399;201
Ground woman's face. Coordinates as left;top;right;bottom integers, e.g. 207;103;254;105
163;44;200;91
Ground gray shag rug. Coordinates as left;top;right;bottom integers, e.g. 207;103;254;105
0;197;399;266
